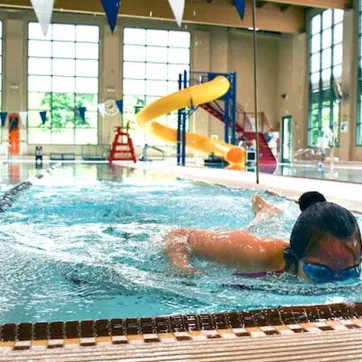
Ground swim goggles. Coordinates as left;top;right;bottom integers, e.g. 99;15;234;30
303;262;361;283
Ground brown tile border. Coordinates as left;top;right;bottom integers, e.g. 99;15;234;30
0;302;362;350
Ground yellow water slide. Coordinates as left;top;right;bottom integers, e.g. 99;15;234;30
136;76;245;165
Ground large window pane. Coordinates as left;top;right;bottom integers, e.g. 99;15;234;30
123;28;191;146
308;9;343;147
27;22;99;145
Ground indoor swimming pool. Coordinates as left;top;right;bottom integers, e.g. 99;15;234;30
0;163;362;324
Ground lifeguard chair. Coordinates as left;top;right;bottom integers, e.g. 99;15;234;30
108;121;137;163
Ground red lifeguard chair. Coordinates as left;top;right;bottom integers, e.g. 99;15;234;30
108;121;137;163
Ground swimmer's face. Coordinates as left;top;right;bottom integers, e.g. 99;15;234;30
297;235;361;283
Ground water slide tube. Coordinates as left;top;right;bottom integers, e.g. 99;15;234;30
136;76;245;165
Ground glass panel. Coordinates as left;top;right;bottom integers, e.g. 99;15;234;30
28;92;48;110
146;63;168;80
334;23;343;44
146;29;168;46
75;128;98;145
311;35;320;53
76;25;99;42
28;40;52;57
311;72;320;88
311;14;321;35
123;79;145;95
146;46;168;63
168;81;179;94
124;28;146;45
123;62;146;79
28;76;52;92
76;78;98;93
76;94;98;111
168;48;190;64
311;53;320;73
168;31;190;48
52;77;75;92
322;9;332;29
53;58;75;76
334;9;344;23
322;48;331;69
28;128;52;144
53;41;76;58
333;43;343;65
123;45;146;61
28;58;52;75
76;43;99;59
322;68;331;82
322;28;332;49
28;22;52;40
52;24;76;41
76;60;99;77
146;81;168;96
333;65;342;79
51;129;75;144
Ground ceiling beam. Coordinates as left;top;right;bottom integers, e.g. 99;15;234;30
263;0;351;9
256;1;268;8
0;0;305;34
280;4;291;11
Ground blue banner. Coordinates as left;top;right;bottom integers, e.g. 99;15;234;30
233;0;245;20
0;112;7;127
78;106;87;123
116;99;123;114
40;111;47;125
101;0;121;33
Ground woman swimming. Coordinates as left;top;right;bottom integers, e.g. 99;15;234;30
164;191;362;283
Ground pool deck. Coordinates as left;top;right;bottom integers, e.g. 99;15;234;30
117;161;362;213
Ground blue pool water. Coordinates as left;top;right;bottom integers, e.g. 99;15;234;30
0;163;362;324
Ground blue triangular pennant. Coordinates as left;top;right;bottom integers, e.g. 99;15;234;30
116;99;123;114
233;0;245;20
78;106;87;123
101;0;121;33
0;112;7;127
40;110;47;125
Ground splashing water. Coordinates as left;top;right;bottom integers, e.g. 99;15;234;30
0;163;361;324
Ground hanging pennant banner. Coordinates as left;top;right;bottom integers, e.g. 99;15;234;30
0;112;7;127
19;112;28;124
168;0;185;27
78;106;87;123
116;99;123;114
101;0;121;33
39;111;47;125
233;0;245;20
30;0;55;36
98;103;106;117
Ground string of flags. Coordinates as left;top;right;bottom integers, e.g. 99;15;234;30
30;0;246;36
0;100;123;127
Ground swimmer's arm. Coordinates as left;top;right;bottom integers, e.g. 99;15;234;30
164;229;198;274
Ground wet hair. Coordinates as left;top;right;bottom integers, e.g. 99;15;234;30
284;191;362;270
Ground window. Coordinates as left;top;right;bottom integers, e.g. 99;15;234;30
27;23;99;145
123;28;191;146
308;9;343;148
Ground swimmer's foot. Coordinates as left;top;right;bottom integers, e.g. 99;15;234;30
252;195;281;216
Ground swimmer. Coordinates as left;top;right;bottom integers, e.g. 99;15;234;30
164;191;362;283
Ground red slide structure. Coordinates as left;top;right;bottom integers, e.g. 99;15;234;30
200;101;277;168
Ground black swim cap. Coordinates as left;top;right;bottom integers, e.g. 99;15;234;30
298;191;326;212
289;192;361;260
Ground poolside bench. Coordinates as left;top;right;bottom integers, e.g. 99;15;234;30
50;152;76;161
